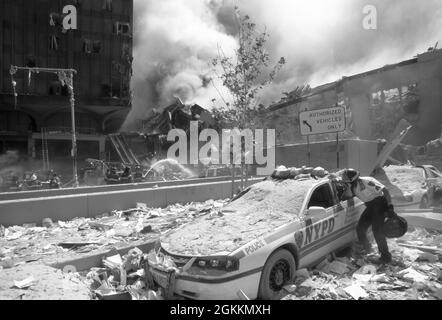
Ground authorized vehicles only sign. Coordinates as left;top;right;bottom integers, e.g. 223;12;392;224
299;106;346;136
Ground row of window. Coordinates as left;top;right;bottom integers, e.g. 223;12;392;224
48;35;131;56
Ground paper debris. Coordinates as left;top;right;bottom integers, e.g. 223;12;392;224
327;260;350;275
13;276;36;289
344;284;368;300
417;252;439;263
103;254;123;269
354;264;377;275
352;274;373;284
283;284;297;293
397;267;429;283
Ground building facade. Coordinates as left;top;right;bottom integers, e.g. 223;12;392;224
266;49;442;147
0;0;133;163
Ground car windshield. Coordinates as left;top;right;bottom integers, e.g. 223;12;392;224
227;179;317;216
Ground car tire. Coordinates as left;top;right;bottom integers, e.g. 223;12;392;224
258;249;296;300
419;195;430;209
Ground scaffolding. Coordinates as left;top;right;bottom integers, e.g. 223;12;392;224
10;66;79;187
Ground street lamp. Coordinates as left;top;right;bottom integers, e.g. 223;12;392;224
10;66;79;188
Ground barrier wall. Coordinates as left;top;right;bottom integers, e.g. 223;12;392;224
0;178;262;227
274;139;378;175
0;176;243;201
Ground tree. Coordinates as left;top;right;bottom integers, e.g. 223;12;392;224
211;8;285;130
210;9;285;192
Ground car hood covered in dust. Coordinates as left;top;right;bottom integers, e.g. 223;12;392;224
161;178;322;256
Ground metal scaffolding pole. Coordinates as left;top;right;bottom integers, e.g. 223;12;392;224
10;66;79;188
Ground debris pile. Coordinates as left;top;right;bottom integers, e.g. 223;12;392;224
282;227;442;300
0;199;228;268
0;264;90;300
86;247;183;300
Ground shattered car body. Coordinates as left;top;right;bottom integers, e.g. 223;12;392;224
146;177;366;300
373;165;442;210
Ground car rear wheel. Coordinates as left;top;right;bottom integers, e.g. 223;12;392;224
258;249;296;300
419;195;430;209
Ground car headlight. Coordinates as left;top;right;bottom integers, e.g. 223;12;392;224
194;257;239;271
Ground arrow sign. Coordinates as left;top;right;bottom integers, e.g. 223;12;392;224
303;120;313;132
299;106;346;136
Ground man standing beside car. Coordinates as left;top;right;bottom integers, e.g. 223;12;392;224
331;169;396;264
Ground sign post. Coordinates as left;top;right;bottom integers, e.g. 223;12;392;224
336;132;340;168
299;106;346;169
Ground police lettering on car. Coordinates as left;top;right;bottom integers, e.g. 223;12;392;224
294;217;335;248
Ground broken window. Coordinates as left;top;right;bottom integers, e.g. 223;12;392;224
83;39;101;54
49;35;59;50
49;13;63;27
114;22;131;36
103;0;112;11
92;40;102;54
83;39;92;53
369;83;420;139
308;184;335;209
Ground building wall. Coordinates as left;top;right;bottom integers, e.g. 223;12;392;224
0;0;133;101
0;0;133;163
267;50;442;147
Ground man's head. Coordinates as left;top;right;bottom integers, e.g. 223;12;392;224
341;168;360;185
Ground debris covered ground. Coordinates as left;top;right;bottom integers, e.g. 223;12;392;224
1;198;441;300
282;227;442;300
0;199;228;266
0;199;227;299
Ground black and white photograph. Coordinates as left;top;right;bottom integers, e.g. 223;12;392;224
0;0;441;308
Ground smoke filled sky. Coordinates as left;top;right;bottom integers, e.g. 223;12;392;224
123;0;442;129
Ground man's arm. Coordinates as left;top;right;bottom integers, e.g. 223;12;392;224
341;185;354;201
382;187;396;218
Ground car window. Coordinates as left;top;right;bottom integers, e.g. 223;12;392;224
429;169;442;178
308;183;335;209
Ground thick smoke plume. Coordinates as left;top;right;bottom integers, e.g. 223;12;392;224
122;0;442;130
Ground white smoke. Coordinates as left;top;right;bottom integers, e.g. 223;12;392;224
123;0;442;130
122;0;236;130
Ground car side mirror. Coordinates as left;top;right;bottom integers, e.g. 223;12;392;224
307;206;327;216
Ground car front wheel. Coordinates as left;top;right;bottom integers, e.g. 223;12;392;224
258;249;296;300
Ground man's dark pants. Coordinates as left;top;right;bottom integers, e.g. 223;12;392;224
356;196;391;259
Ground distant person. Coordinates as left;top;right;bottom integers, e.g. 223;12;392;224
105;166;120;185
133;165;144;183
120;166;133;184
49;173;61;189
332;169;396;264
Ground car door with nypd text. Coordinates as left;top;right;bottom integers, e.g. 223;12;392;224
295;182;343;266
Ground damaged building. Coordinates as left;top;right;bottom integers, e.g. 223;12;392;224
266;48;442;147
0;0;133;167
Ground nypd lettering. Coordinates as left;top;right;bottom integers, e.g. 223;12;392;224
294;217;335;248
244;239;266;255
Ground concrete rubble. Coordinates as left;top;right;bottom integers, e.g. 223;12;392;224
282;227;442;301
0;197;441;300
0;199;228;267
